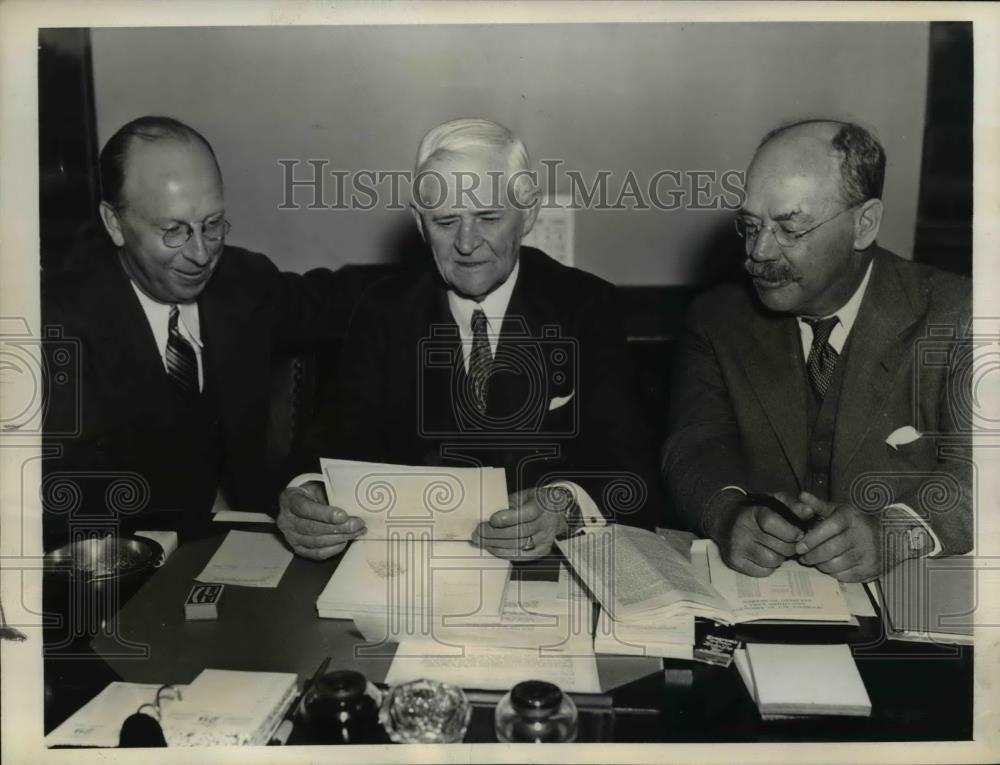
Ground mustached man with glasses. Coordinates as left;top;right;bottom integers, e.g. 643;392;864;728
42;116;352;546
662;119;972;582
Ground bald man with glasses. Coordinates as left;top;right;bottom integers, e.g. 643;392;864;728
661;119;972;583
42;115;352;545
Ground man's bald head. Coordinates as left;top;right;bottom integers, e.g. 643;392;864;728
753;119;885;208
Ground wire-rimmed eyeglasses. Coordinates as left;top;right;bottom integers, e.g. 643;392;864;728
734;206;855;252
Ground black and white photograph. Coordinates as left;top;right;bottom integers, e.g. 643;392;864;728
1;2;998;764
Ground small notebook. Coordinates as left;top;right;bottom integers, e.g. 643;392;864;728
162;669;298;746
736;643;871;718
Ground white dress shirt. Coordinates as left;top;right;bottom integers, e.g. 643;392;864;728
446;259;520;374
795;260;873;361
130;282;205;391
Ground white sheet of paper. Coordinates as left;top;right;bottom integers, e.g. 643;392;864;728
317;539;510;620
212;510;275;525
744;643;872;717
319;458;508;540
45;682;188;748
840;581;877;617
385;640;601;693
195;531;293;588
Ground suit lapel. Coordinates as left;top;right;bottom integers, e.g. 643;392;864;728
198;256;263;433
834;250;921;477
89;255;173;427
737;308;809;487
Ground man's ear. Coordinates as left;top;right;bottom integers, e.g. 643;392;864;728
99;201;126;248
853;198;883;250
520;190;541;238
409;204;427;241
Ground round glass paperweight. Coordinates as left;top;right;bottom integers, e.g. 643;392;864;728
379;679;471;743
494;680;578;743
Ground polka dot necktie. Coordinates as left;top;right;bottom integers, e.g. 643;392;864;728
803;316;840;399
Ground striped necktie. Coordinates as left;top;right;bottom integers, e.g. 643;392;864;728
469;309;493;413
165;306;199;397
803;316;840;399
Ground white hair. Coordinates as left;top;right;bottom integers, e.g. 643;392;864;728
413;118;537;208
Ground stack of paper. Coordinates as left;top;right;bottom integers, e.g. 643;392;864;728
161;669;298;747
734;643;871;719
316;538;511;623
593;607;694;660
45;682;189;748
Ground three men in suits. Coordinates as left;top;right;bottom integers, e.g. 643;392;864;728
277;118;663;560
662;119;972;582
42;116;351;544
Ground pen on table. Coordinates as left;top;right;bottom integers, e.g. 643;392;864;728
268;655;331;746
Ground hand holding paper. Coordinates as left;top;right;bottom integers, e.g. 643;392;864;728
277;480;366;560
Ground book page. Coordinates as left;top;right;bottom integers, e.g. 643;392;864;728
705;540;852;623
320;458;508;541
557;525;730;622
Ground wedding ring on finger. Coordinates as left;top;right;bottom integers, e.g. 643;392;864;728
522;534;535;551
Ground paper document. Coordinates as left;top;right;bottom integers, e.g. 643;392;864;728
195;531;293;588
45;682;188;748
318;458;508;540
317;539;510;622
736;643;871;717
212;510;275;524
594;608;694;660
386;640;601;693
162;669;298;746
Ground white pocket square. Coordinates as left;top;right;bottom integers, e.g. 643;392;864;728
886;425;922;450
548;390;575;411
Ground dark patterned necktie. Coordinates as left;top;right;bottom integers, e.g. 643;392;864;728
804;316;840;399
165;306;199;397
469;309;493;413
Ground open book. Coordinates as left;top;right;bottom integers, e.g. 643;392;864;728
557;525;853;627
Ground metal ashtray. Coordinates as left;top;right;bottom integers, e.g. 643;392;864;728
43;536;163;640
44;536;161;582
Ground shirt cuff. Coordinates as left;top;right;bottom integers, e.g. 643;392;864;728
546;480;607;533
886;502;943;557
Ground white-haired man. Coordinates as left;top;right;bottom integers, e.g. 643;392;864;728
277;118;663;560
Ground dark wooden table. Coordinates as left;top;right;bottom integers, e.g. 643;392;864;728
44;531;973;744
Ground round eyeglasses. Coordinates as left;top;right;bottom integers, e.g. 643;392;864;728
734;206;854;253
161;218;231;249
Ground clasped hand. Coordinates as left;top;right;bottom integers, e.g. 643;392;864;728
720;490;885;582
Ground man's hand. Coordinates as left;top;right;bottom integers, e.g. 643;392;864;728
276;481;366;560
715;490;808;577
793;492;886;582
472;488;568;561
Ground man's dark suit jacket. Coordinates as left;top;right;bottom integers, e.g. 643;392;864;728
314;246;663;529
662;246;973;556
42;241;351;545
